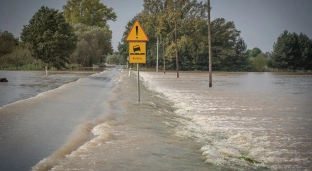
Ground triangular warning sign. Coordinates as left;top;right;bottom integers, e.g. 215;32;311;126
126;20;149;42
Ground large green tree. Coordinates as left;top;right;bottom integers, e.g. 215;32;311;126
298;33;312;70
0;30;19;57
21;6;77;69
70;23;113;67
210;18;241;71
271;30;312;71
63;0;117;28
224;37;250;71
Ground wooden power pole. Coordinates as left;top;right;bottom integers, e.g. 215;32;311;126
175;21;179;78
208;0;212;87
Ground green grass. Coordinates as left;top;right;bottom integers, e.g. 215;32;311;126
238;156;261;164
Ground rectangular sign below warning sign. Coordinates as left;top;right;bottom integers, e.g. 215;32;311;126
129;42;146;63
129;56;145;63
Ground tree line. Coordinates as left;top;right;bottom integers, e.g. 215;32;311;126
1;0;311;71
117;0;312;72
118;0;249;71
0;0;116;70
269;31;312;71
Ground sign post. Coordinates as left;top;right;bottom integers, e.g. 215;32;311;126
126;20;149;103
137;64;140;102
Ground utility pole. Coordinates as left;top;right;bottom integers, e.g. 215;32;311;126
156;36;159;72
174;0;179;78
208;0;212;87
163;39;166;74
175;21;179;78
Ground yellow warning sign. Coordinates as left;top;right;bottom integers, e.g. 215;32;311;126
126;20;149;42
129;42;146;63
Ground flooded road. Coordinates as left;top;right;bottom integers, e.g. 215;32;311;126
34;69;213;171
0;69;311;170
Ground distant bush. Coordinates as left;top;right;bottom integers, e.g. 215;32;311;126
251;54;266;72
66;63;83;70
0;44;45;70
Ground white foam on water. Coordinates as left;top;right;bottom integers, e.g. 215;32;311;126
33;121;114;171
139;72;312;170
66;123;113;158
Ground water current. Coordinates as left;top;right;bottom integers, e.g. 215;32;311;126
140;71;312;170
0;68;311;170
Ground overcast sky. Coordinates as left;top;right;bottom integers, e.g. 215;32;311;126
0;0;311;52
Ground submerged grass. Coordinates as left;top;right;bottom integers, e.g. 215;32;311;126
238;156;261;164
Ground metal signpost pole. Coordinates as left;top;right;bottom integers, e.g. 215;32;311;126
156;37;159;72
137;63;140;103
163;39;165;74
208;0;212;87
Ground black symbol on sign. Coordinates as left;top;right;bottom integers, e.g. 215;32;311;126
136;26;138;39
130;45;145;56
133;45;140;52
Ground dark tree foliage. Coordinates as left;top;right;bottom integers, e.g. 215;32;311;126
210;18;241;71
21;6;77;69
248;47;262;58
232;37;250;71
63;0;117;28
118;0;250;71
271;30;312;71
70;23;113;67
0;30;19;57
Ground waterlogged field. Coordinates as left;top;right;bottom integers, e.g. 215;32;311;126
139;71;312;170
